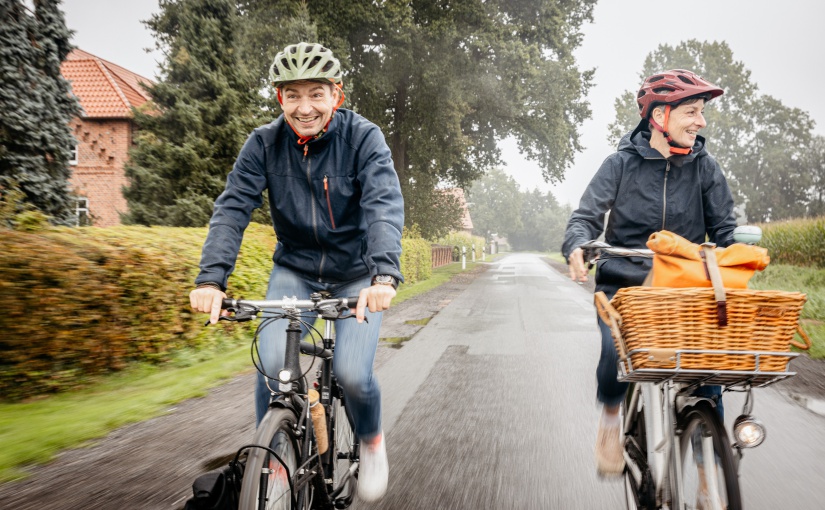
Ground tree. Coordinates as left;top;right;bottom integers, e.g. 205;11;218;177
239;0;596;238
608;40;817;222
123;0;260;227
802;135;825;218
0;0;80;225
509;188;567;251
467;168;522;242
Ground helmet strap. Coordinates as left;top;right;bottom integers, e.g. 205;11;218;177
649;105;691;156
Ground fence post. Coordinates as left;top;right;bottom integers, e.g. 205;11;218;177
461;246;466;270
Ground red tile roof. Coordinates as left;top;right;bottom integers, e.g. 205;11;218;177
61;49;153;118
445;188;474;230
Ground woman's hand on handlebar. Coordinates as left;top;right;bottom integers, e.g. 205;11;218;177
355;284;396;323
568;247;589;283
190;286;229;325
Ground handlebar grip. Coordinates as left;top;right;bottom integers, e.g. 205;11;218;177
221;298;236;310
343;296;361;307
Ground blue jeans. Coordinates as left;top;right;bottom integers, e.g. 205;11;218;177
255;265;383;439
596;316;723;418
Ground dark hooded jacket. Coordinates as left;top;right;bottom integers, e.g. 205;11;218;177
195;109;404;290
562;121;736;299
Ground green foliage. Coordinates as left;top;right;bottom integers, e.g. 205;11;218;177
758;217;825;268
239;0;595;232
437;231;485;261
405;183;464;240
468;168;570;251
467;168;523;240
0;223;275;401
0;0;80;225
509;189;570;251
400;225;432;285
608;40;818;223
750;263;825;358
123;0;262;227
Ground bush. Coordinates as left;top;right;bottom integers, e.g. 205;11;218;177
759;217;825;268
0;223;275;400
436;231;486;261
400;225;432;285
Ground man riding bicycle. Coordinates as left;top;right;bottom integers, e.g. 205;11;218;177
189;42;403;502
562;69;737;477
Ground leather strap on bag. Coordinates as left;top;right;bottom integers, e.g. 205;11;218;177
700;243;728;327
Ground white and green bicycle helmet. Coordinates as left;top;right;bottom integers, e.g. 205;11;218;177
269;42;343;87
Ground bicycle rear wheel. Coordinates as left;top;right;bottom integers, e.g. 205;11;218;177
330;395;358;506
239;408;304;510
677;403;742;510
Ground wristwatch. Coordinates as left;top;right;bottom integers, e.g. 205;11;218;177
372;274;399;290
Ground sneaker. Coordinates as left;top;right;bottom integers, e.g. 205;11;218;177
358;432;388;502
595;414;624;476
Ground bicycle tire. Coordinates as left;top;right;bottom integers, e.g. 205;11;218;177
330;394;357;505
239;408;304;510
677;403;742;510
622;384;656;510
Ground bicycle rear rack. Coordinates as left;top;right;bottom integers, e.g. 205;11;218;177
617;348;800;387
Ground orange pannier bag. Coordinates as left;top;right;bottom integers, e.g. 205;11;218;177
645;230;770;289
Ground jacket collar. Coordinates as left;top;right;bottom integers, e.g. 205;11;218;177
621;118;707;167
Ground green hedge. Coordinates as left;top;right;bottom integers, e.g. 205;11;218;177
0;224;275;401
437;231;486;261
759;217;825;268
0;223;433;400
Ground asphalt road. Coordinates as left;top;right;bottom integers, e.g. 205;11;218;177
358;253;825;510
2;253;822;509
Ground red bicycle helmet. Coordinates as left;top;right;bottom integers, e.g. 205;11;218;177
637;69;723;119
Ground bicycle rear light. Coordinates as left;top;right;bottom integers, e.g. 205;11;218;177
733;415;766;448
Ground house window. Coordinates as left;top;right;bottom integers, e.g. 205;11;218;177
76;197;90;226
69;145;78;165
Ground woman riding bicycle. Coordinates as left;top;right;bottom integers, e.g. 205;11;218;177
562;69;737;477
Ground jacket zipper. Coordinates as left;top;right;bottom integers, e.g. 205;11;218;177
662;161;670;230
304;147;326;279
323;176;336;229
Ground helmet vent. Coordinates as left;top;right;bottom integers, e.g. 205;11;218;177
281;58;289;68
653;87;673;95
637;90;646;99
648;75;665;83
322;61;335;72
309;56;322;69
677;75;695;85
305;44;315;53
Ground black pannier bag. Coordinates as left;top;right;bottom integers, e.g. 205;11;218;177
183;459;244;510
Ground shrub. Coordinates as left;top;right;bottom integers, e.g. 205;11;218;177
759;217;825;268
0;223;275;400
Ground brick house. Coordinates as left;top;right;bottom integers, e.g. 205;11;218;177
60;49;153;226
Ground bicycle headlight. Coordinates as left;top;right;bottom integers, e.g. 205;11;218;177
277;369;292;383
733;414;766;448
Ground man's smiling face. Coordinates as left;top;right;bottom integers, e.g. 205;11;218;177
280;80;339;137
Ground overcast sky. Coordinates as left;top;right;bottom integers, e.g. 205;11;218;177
62;0;825;206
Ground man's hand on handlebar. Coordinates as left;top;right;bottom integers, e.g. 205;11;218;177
355;284;396;323
190;286;229;325
568;247;589;283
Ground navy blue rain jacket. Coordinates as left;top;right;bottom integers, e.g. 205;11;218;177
561;121;737;299
195;109;404;290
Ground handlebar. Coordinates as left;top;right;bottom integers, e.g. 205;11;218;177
221;295;361;311
579;240;653;266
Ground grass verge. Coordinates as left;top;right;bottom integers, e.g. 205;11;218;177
0;345;251;483
0;260;486;483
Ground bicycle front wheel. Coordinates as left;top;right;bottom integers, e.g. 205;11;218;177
330;395;358;505
677;403;742;510
239;408;303;510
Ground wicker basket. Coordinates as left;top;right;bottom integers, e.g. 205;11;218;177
595;287;809;372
